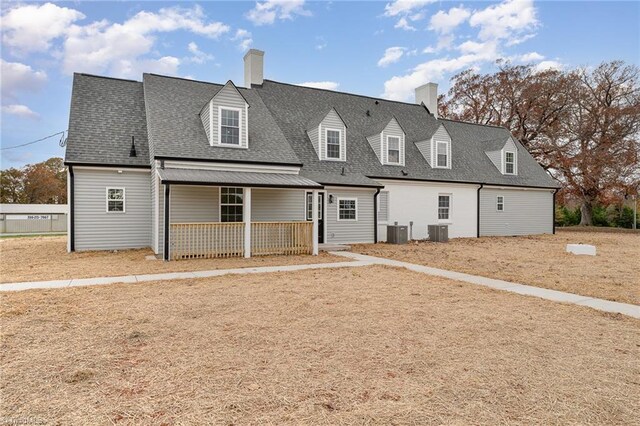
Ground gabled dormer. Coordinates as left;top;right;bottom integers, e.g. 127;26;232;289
199;80;249;149
367;117;406;166
486;136;518;175
415;123;451;169
306;107;347;161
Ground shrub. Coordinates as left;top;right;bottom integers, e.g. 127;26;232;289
613;206;637;229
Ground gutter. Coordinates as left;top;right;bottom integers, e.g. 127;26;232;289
373;188;381;243
64;161;151;169
368;175;558;191
553;188;559;234
476;183;484;238
69;166;75;252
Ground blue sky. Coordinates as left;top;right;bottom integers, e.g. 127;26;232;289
1;0;638;168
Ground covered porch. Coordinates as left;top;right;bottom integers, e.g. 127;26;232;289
159;168;323;261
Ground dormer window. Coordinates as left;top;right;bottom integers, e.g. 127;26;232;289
220;107;241;145
326;129;341;159
387;136;400;164
504;151;515;174
436;140;449;168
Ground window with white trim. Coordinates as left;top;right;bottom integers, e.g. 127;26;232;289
106;188;125;213
220;108;240;145
338;198;357;221
497;195;504;211
326;129;341;159
387;136;400;164
438;194;451;220
504;151;515;174
436;140;449;168
220;187;243;222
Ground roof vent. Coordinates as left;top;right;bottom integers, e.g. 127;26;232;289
366;110;371;117
129;136;137;157
341;167;346;176
415;82;438;119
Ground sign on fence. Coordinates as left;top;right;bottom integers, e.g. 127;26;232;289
6;215;51;220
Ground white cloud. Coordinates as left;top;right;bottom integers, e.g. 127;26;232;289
60;5;229;78
378;47;406;67
246;0;311;26
1;3;85;54
428;7;471;34
534;60;563;72
1;59;47;101
186;42;214;64
1;104;39;119
382;0;543;101
384;0;434;17
394;17;416;31
469;0;538;42
518;51;544;62
232;29;253;51
297;81;340;91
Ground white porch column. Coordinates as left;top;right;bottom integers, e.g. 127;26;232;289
312;189;319;255
244;187;252;258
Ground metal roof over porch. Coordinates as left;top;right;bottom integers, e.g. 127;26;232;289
157;168;323;189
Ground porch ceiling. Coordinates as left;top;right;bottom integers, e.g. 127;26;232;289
157;167;323;189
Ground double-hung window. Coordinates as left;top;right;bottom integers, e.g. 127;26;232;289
438;194;451;221
497;195;505;211
504;151;515;174
436;141;449;168
220;108;240;145
220;187;243;222
106;188;125;213
338;198;357;221
326;129;341;159
387;136;400;164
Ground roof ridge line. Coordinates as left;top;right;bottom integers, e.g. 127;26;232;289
76;73;139;83
261;79;430;108
144;73;227;87
439;117;508;130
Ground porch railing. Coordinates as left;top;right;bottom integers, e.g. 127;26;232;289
170;222;244;260
169;221;313;260
251;221;313;256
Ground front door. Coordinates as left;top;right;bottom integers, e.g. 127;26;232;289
317;193;325;244
307;192;325;244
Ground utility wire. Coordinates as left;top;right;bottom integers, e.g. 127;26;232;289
1;131;66;151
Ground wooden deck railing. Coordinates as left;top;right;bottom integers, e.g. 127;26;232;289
251;221;313;256
169;221;313;260
170;222;244;260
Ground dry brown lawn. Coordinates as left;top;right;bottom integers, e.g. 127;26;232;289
1;266;639;425
353;230;640;305
0;236;343;283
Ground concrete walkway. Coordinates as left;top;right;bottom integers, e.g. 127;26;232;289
2;251;637;319
330;251;640;319
0;260;373;292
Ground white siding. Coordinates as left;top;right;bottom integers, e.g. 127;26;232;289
381;118;405;166
307;127;320;158
210;83;248;148
74;168;151;251
378;191;389;223
503;137;518;174
319;109;347;161
325;187;376;244
200;101;211;143
251;188;305;221
367;133;382;162
170;186;219;223
415;140;431;166
480;187;553;236
486;149;502;171
376;179;478;240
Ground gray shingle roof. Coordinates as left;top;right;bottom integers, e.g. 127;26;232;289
157;168;322;188
143;74;300;165
65;74;150;167
255;80;558;188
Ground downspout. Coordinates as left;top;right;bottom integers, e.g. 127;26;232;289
69;165;75;252
163;183;170;261
476;183;484;238
373;188;381;243
553;188;558;234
